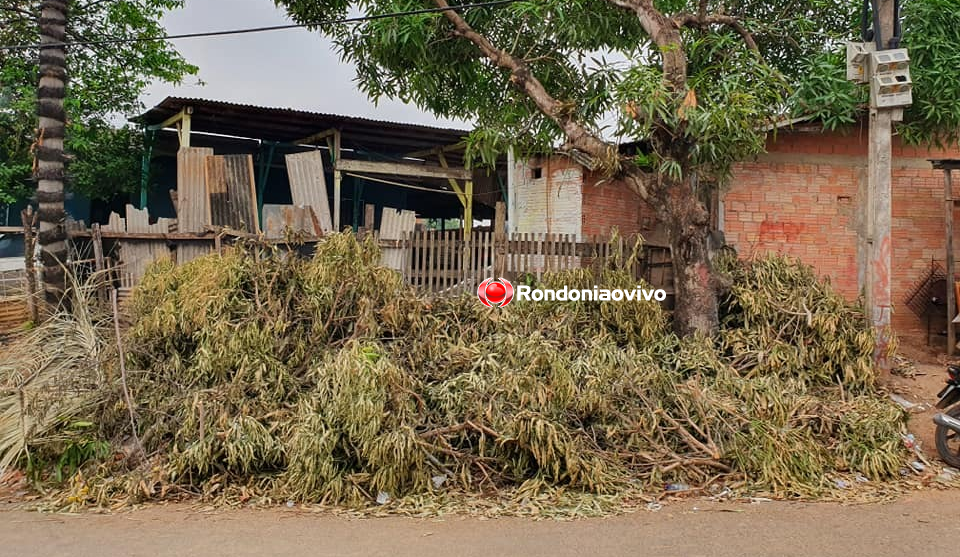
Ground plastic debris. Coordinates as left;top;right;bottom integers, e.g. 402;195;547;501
890;394;928;413
376;491;391;505
431;475;448;488
834;479;849;489
286;500;295;508
710;487;733;500
645;502;663;512
903;433;917;450
855;475;869;483
664;483;690;492
910;461;925;472
935;467;958;483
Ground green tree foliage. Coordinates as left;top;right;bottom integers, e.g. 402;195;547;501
789;0;960;143
0;1;197;204
273;0;870;335
275;1;856;175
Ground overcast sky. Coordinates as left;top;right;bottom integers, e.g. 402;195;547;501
142;0;469;129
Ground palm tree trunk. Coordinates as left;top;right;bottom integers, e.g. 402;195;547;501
35;0;69;305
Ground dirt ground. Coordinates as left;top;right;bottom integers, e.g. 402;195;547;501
885;341;958;457
0;491;959;557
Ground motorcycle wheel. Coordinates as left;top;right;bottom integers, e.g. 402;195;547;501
935;405;960;468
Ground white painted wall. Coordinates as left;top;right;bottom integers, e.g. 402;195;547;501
507;155;583;239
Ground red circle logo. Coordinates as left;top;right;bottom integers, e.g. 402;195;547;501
477;278;514;308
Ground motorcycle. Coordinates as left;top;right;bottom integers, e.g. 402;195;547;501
934;364;960;467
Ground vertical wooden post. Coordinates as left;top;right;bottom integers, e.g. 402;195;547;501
333;131;342;232
91;223;107;305
364;203;376;234
180;108;192;148
464;180;474;240
947;169;956;356
21;207;39;323
493;201;506;277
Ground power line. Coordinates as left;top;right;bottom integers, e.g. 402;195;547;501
0;0;518;52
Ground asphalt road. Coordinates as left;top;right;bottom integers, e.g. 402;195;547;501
2;489;960;557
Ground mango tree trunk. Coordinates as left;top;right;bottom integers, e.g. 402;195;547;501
662;188;719;337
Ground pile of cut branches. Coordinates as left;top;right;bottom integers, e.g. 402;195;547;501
0;235;910;509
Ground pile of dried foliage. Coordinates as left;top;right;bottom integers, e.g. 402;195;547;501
0;234;912;510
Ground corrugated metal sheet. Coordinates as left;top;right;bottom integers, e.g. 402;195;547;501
135;97;471;159
285;151;333;233
262;204;320;239
205;155;259;233
177;147;213;233
379;208;416;271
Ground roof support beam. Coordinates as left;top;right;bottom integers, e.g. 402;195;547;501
294;128;338;145
406;140;467;159
147;107;193;148
334;159;472;181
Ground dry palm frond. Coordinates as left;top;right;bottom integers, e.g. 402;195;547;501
0;271;112;475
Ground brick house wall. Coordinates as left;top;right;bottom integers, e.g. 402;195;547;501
508;125;960;342
724;127;960;341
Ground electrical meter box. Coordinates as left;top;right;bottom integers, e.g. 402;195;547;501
846;42;875;84
869;49;913;108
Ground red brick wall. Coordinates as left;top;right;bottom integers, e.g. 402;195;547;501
724;157;862;297
572;127;960;341
581;172;656;240
723;128;960;341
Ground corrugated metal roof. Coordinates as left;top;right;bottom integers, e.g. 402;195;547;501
134;97;471;157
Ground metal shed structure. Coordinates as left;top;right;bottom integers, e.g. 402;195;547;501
134;97;506;236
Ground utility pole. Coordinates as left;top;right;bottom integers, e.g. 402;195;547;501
868;0;896;371
849;0;909;370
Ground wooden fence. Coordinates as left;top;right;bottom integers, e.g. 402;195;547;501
395;229;672;297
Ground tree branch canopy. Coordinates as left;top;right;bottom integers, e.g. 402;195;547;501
430;0;631;193
275;1;807;188
0;0;197;203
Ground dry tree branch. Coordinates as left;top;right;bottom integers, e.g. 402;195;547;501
430;0;637;195
111;289;144;463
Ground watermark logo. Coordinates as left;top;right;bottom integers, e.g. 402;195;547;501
477;278;667;305
477;278;515;308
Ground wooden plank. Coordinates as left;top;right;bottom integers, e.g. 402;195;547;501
510;232;517;277
548;233;555;274
416;230;424;290
335;158;473;181
425;232;432;288
402;231;411;284
0;298;29;334
439;230;447;291
462;233;470;294
364;204;376;232
432;230;440;292
285;151;334;233
561;233;568;271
